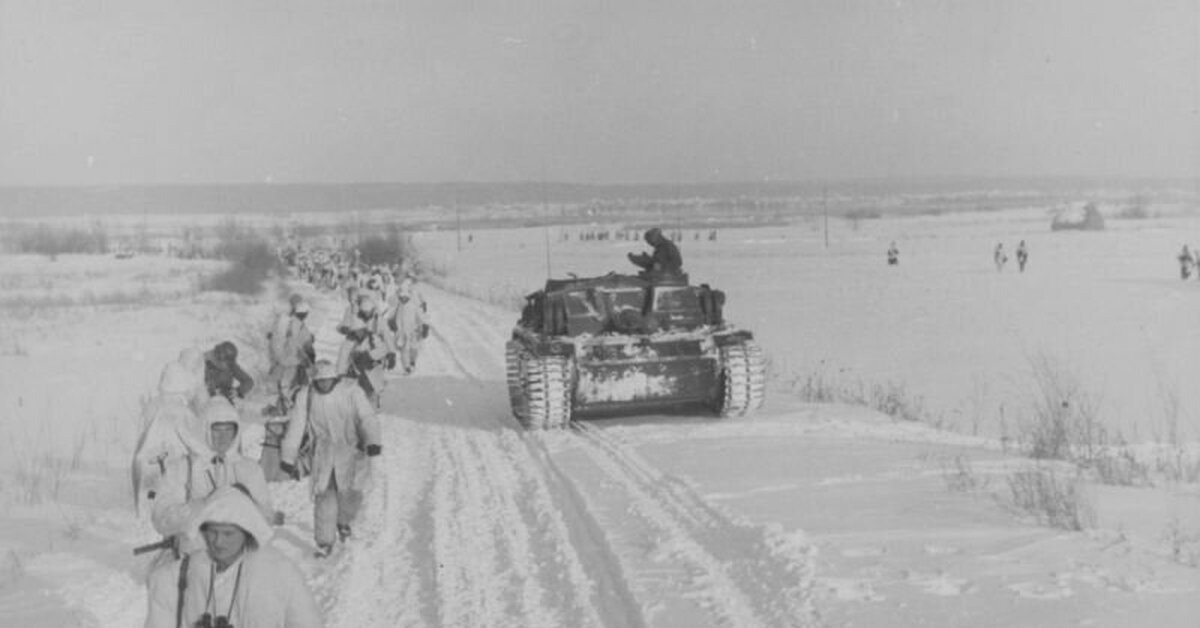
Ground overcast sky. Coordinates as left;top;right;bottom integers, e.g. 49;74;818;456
1;0;1197;185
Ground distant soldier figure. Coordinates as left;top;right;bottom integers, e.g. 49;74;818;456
266;296;315;415
337;298;395;407
387;275;428;375
1181;244;1196;280
886;241;899;266
1016;240;1029;272
628;227;683;277
993;243;1008;272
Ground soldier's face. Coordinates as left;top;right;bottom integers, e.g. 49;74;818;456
313;377;338;395
210;423;238;455
202;523;248;568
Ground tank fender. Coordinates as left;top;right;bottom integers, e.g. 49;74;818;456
714;330;754;347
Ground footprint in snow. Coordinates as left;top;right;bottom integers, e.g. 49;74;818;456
817;577;886;602
905;571;975;596
841;546;887;558
922;544;961;556
1007;580;1074;600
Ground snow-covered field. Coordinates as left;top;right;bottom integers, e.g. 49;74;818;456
2;207;1199;627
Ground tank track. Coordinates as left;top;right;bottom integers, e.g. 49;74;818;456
505;341;528;421
507;343;574;429
717;340;766;417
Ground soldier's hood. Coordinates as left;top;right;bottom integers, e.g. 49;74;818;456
196;398;240;456
178;348;204;376
159;361;193;396
189;485;274;547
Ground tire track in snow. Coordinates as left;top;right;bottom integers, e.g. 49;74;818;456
567;422;818;628
315;283;815;627
415;405;612;627
320;416;425;628
393;288;642;627
409;285;815;626
422;290;511;381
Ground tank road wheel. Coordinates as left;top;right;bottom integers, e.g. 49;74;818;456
715;340;766;418
505;342;530;424
521;354;574;430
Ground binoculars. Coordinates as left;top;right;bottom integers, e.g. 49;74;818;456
196;613;233;628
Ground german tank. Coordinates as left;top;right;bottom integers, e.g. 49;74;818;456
505;271;765;429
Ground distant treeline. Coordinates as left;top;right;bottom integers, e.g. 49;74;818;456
0;177;1192;218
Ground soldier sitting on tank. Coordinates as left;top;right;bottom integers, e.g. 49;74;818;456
628;227;683;280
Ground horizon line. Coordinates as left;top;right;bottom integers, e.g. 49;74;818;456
1;174;1198;190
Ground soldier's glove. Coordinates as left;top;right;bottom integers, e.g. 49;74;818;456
384;353;397;370
365;445;382;457
273;511;285;526
279;461;300;480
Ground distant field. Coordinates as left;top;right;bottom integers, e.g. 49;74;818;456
1;178;1195;227
421;206;1200;445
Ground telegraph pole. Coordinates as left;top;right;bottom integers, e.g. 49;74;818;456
454;186;461;252
823;183;829;249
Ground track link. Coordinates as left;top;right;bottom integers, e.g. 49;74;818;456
511;350;574;430
718;340;767;417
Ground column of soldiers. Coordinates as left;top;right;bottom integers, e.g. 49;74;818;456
132;334;328;626
131;273;407;625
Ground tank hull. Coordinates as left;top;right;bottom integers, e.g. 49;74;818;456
508;327;760;427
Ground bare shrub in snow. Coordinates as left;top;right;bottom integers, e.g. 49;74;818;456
0;549;24;587
1088;445;1152;487
1114;204;1151;220
940;454;989;493
791;364;847;403
202;238;279;295
788;363;927;422
1;222;110;258
0;288;167;315
1005;464;1094;531
1154;447;1200;485
0;334;28;356
357;224;419;268
868;380;925;422
1017;353;1107;462
1162;517;1200;567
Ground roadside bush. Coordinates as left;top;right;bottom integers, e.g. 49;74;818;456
1115;205;1150;219
786;363;927;422
941;454;988;493
1088;446;1152;487
844;208;882;221
202;239;279;295
1005;464;1094;531
1155;448;1200;484
358;224;417;267
1162;517;1200;567
869;380;925;422
2;222;110;259
1017;353;1107;462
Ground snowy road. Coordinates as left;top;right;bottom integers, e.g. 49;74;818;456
283;287;818;628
